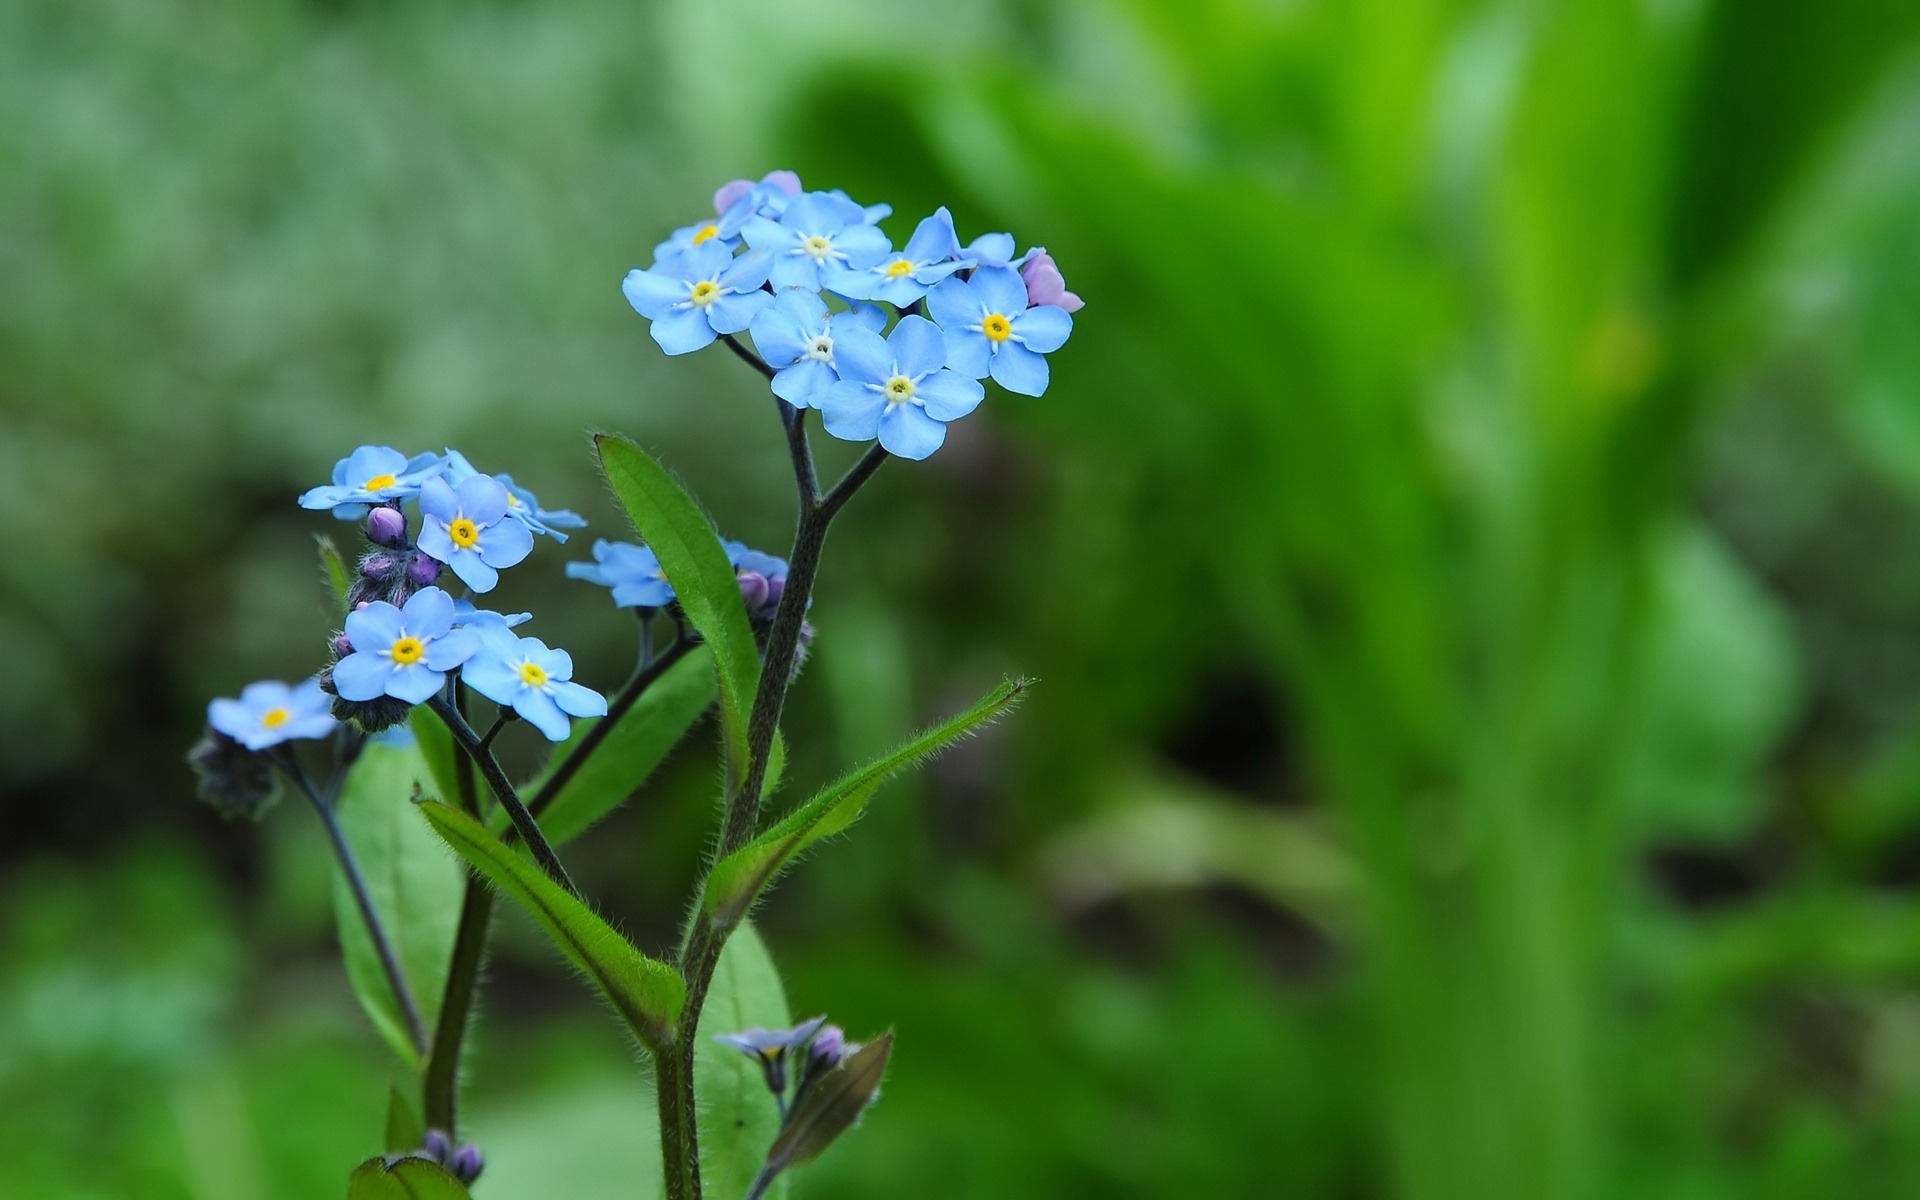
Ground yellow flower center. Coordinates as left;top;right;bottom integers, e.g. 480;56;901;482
802;234;833;259
518;661;549;688
690;223;720;246
364;473;398;491
982;313;1012;342
261;707;291;728
885;259;914;279
390;636;426;665
449;517;480;548
884;375;916;404
690;280;721;307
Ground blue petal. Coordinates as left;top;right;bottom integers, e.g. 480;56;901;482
902;208;961;263
965;232;1017;267
816;264;875;299
990;340;1050;396
749;300;813;368
418;477;460;523
282;714;339;742
878;403;948;460
611;579;675;608
720;249;773;292
515;688;572;741
566;560;612;586
679;241;735;280
914;369;985;421
622;268;688;319
925;276;979;330
549;680;607;719
741;215;797;252
425;627;480;671
207;698;252;741
344;445;408;484
345;601;405;651
837;302;888;334
833;224;892;270
652;307;718;355
478;514;535;569
459;654;520;706
332;652;395;702
299;485;353;511
772;359;836;408
829;326;891;386
416;522;457;565
942;327;992;379
707;289;771;336
782;193;848;236
1013;304;1073;353
888;315;947;378
402;587;457;639
448;551;500;593
238;680;292;711
386;663;444;705
456;475;511;525
866;275;930;307
820;381;885;442
969;265;1030;318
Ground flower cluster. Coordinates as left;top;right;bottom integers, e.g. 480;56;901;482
623;171;1080;460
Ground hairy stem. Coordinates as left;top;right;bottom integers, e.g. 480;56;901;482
427;695;578;896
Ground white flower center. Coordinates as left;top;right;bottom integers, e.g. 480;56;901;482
689;280;722;308
883;375;917;405
805;334;834;363
801;234;834;260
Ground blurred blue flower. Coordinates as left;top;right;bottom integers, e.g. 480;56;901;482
333;587;481;705
837;208;970;306
820;315;985;460
622;241;774;355
927;264;1074;396
440;450;585;544
298;446;445;519
460;630;607;741
566;539;674;608
748;289;888;409
653;207;751;271
208;678;337;750
715;1016;828;1095
416;475;535;592
741;192;892;293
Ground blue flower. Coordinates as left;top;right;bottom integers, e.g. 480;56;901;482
566;539;674;608
652;206;752;271
747;289;888;409
298;446;445;519
819;315;985;460
715;1016;828;1095
741;192;892;293
713;170;803;220
333;587;481;705
836;208;970;306
440;450;585;544
926;264;1074;396
622;241;774;355
452;599;532;631
416;475;536;593
208;678;337;750
460;629;608;741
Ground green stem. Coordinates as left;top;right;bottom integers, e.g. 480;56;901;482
427;694;578;896
423;881;494;1135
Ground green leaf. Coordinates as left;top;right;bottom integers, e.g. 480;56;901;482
524;646;717;846
319;534;351;608
346;1156;471;1199
417;799;684;1047
594;435;761;778
333;740;465;1068
384;1086;426;1155
703;678;1029;929
765;1033;893;1171
409;707;462;816
695;922;791;1200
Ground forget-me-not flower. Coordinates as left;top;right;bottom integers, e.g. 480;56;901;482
741;192;891;293
714;1016;828;1095
927;264;1074;396
820;315;985;460
298;446;445;519
416;475;535;593
452;599;532;631
747;289;888;409
566;539;675;609
439;450;584;544
208;678;337;751
623;241;774;355
460;629;608;741
332;587;481;706
837;208;970;307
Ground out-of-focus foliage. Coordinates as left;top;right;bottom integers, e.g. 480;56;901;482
6;0;1920;1197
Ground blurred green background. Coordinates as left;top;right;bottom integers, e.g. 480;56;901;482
7;0;1920;1196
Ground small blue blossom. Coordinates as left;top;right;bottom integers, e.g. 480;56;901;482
566;539;674;608
460;629;608;741
927;264;1074;396
452;599;532;631
298;446;445;519
416;474;535;593
820;315;985;461
837;208;970;306
440;450;585;544
715;1016;828;1095
208;678;337;750
652;206;752;271
333;587;481;706
747;289;888;409
622;242;774;355
741;192;892;293
713;170;803;220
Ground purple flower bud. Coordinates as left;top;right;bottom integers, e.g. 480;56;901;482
331;634;354;659
406;554;441;588
1019;249;1084;313
713;170;802;214
449;1143;485;1184
420;1129;452;1164
765;576;786;610
737;570;770;614
360;553;396;580
366;505;408;548
810;1025;846;1066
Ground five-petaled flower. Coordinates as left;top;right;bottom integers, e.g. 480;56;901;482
927;264;1074;396
748;289;887;409
416;474;536;592
299;446;445;519
333;587;481;706
208;678;337;750
461;629;608;741
837;208;970;307
623;241;775;356
741;192;891;293
441;449;586;544
566;539;675;609
820;315;985;460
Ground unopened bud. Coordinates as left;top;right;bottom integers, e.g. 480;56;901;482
420;1129;452;1165
449;1144;484;1184
360;553;396;580
331;634;354;659
737;570;770;614
1019;249;1084;313
765;576;786;610
407;554;441;587
810;1025;847;1067
366;505;408;548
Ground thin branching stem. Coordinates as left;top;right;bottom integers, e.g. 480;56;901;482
426;694;578;896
